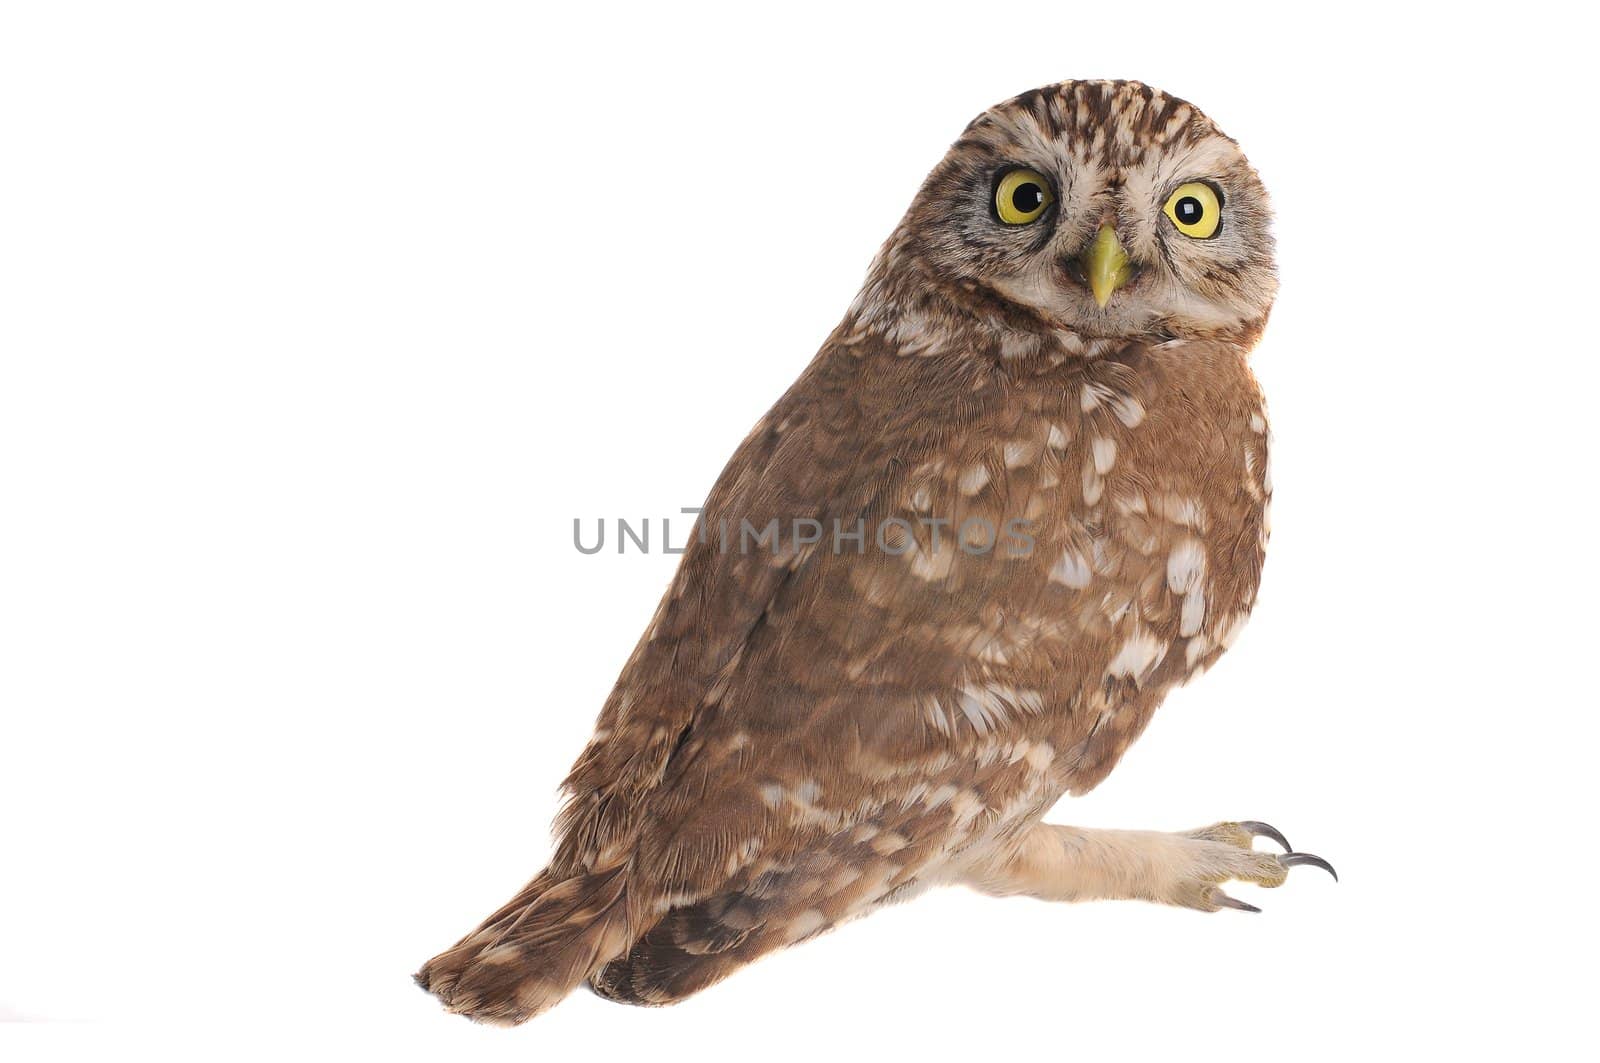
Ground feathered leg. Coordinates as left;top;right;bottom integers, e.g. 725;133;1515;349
957;821;1335;912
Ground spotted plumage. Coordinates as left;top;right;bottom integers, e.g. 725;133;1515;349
417;79;1334;1025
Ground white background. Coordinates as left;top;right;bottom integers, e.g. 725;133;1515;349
3;2;1596;1059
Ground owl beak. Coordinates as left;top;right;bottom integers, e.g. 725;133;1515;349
1082;224;1134;309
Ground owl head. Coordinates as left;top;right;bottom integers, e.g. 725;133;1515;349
899;80;1276;341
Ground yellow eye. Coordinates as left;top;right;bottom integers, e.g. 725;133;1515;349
1163;181;1222;239
994;169;1054;225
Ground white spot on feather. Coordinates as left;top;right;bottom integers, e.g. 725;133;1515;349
870;831;909;855
1180;587;1206;637
1111;394;1146;428
958;464;991;495
1166;539;1207;593
1082;462;1105;505
1091;437;1117;475
478;945;525;967
949;790;984;825
954;683;1045;734
1004;440;1040;468
1107;630;1169;683
1242;445;1265;501
1155;493;1206;530
909;541;957;581
786;910;826;940
1000;332;1041;361
1050;548;1093;588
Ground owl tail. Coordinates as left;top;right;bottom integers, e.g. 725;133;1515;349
414;864;632;1025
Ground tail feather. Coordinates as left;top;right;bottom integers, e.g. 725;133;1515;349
415;865;632;1025
590;884;781;1006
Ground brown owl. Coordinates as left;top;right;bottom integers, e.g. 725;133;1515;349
416;78;1335;1024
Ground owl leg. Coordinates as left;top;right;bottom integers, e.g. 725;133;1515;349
956;821;1335;912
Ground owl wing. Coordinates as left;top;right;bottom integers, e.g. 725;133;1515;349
562;327;1074;1002
556;320;957;865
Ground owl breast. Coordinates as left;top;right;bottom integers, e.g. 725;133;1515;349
860;334;1272;800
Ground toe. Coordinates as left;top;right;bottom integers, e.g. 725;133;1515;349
1278;851;1339;881
1237;849;1291;888
1185;821;1256;848
1237;820;1293;853
1210;888;1262;913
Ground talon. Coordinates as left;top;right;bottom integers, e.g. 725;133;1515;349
1238;820;1292;853
1278;852;1339;881
1213;891;1262;913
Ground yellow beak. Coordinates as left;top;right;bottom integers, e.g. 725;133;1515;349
1083;224;1134;308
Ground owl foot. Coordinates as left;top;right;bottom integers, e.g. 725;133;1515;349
1174;820;1337;913
957;819;1337;913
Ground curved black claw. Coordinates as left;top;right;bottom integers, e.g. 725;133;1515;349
1213;891;1262;914
1279;852;1339;882
1238;821;1292;853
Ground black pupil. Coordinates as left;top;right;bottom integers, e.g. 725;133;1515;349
1012;182;1044;214
1176;196;1204;224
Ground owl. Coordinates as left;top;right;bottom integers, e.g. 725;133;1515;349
417;79;1335;1024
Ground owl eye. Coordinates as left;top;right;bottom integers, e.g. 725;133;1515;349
994;168;1055;225
1163;181;1223;239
